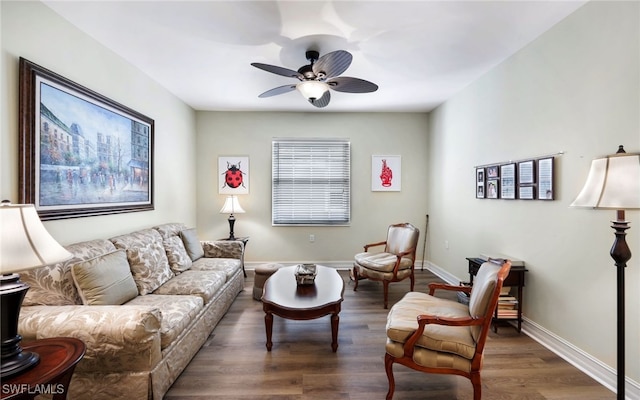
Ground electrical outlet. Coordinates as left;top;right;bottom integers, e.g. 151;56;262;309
445;240;449;250
309;234;315;243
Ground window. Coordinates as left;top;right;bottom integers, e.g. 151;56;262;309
272;138;350;226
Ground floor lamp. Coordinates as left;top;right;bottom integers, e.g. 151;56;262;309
570;145;640;400
0;201;72;378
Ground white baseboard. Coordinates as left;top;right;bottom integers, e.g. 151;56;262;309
425;261;640;400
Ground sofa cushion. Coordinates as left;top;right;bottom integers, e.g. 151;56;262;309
71;250;139;305
110;229;175;295
153;223;188;240
125;294;203;349
180;228;204;261
21;239;117;306
153;270;226;303
163;236;192;273
191;258;241;281
386;291;476;360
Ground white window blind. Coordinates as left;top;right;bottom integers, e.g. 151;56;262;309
272;138;350;226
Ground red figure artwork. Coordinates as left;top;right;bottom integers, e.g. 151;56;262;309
380;159;393;187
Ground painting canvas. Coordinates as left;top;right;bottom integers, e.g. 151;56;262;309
372;155;401;191
219;156;249;194
19;58;154;220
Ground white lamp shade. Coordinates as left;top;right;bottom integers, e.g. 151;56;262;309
297;81;329;100
571;151;640;209
220;196;245;214
0;203;72;274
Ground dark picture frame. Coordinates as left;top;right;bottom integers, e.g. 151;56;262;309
500;163;516;199
486;179;499;199
537;157;555;200
476;168;485;198
518;160;536;200
19;58;154;220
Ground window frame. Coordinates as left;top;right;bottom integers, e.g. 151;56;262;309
272;137;351;226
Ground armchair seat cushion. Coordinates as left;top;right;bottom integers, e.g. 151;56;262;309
386;339;472;372
386;291;476;360
354;252;414;272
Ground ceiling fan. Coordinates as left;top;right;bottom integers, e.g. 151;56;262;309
251;50;378;108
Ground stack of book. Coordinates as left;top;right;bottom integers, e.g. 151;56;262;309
496;286;518;318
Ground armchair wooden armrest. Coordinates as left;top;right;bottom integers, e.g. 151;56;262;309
402;313;484;357
428;282;472;295
363;240;387;252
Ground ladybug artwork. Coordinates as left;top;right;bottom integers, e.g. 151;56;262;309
222;161;246;189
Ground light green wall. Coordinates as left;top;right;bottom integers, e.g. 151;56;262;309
427;1;639;385
1;1;198;244
195;111;429;264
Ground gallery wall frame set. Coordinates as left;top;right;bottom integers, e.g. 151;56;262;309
476;156;555;200
18;58;154;220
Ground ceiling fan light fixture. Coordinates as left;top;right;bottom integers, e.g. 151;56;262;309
297;81;329;100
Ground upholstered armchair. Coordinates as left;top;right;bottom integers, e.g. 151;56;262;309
384;260;511;400
352;222;420;309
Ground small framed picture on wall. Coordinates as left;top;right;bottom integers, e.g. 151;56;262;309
372;155;401;191
500;163;516;199
476;168;485;198
537;157;554;200
219;156;249;194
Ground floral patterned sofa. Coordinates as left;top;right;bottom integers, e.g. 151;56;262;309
17;223;244;400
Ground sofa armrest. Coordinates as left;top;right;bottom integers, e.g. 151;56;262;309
201;240;244;259
19;305;162;372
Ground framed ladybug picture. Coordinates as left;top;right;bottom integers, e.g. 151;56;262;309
218;156;249;194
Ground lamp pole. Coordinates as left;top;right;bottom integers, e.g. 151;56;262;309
610;210;630;400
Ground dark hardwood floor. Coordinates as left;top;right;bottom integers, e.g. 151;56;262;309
165;269;614;399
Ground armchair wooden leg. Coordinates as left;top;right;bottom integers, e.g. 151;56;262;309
352;267;360;291
385;353;396;400
383;281;390;309
410;270;415;291
470;371;482;400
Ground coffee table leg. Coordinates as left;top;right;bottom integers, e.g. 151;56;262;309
331;312;340;352
265;311;273;351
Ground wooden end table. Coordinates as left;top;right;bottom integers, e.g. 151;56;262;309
262;265;345;352
1;338;85;400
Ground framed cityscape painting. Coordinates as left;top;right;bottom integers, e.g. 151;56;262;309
19;58;154;220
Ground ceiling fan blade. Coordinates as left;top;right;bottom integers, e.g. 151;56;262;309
327;77;379;93
251;63;303;80
313;50;352;79
309;90;331;108
258;84;297;98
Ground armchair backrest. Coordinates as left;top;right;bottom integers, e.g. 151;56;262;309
385;223;420;259
468;260;511;342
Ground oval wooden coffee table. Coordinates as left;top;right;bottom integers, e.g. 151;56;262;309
261;265;345;352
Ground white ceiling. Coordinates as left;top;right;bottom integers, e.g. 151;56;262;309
43;1;587;112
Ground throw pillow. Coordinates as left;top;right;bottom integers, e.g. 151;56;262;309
110;229;175;295
71;250;139;305
180;228;204;261
164;235;193;273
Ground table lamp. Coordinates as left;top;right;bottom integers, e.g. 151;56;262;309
570;145;640;400
0;201;72;378
220;196;245;240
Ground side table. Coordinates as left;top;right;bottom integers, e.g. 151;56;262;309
466;257;527;333
1;337;85;400
219;236;249;277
